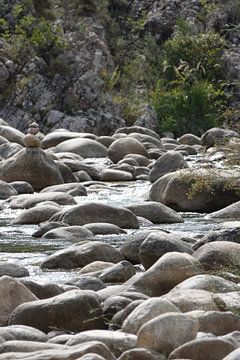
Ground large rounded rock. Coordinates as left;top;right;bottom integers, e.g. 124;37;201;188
122;297;180;334
193;241;240;271
0;142;23;159
13;204;61;224
99;169;133;181
40;182;87;196
149;169;240;213
99;261;136;283
139;232;192;269
131;252;202;296
0;325;47;342
118;348;166;360
42;131;95;149
6;192;76;209
108;138;149;163
9;290;104;333
0;276;38;326
53;138;108;158
186;310;240;336
149;151;188;182
168;338;235;360
0;263;29;278
40;241;123;269
178;133;201;145
20;279;64;299
0;180;17;199
126;201;183;224
43;226;93;242
0;148;64;191
66;330;137;357
171;274;240;293
115;126;161;140
0;126;25;146
208;201;240;219
9;181;34;194
201;127;239;148
137;312;199;355
52;202;139;229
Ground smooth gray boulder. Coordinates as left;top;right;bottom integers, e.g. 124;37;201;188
13;204;61;224
53;138;108;158
6;192;76;209
0;263;29;278
108;138;149;163
41;241;123;270
40;182;87;196
9;290;105;333
0;180;17;199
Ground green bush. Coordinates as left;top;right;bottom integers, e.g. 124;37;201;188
152;80;225;136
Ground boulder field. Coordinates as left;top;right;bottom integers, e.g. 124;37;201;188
0;123;239;359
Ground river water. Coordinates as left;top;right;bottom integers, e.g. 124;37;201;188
0;175;221;284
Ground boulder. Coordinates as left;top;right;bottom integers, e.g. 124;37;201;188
0;148;64;191
0;325;47;342
6;192;76;209
126;201;184;224
223;348;240;359
99;261;136;283
53;138;108;158
122;297;180;335
0;276;37;326
193;241;240;271
9;181;34;194
108;138;149;163
0;126;25;146
178;133;201;146
9;290;104;333
168;338;235;360
130;252;202;296
66;330;137;357
0;180;17;199
82;223;126;235
137;312;199;355
13;204;61;224
40;182;87;196
73;276;106;292
0;263;29;278
42;131;95;149
186;310;240;336
50;202;139;229
149;168;240;212
79;261;115;275
0;142;23;159
149;151;188;182
208;201;240;219
20;279;64;299
201;127;239;148
42;226;93;242
115;126;161;140
118;348;166;360
32;222;69;238
99;169;133;181
40;241;123;269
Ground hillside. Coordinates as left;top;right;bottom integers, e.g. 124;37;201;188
0;0;240;135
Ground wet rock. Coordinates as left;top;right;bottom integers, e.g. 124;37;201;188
0;276;38;326
0;263;29;278
82;223;126;235
99;169;133;181
40;182;87;196
9;290;105;333
20;280;64;299
122;297;180;335
131;252;202;296
178;133;201;146
208;201;240;219
6;191;76;209
126;201;184;224
139;232;193;269
99;261;136;283
108;137;149;163
137;312;199;356
42;225;93;242
186;310;240;336
40;241;123;270
201;127;239;148
0;148;64;191
50;202;139;229
168;337;235;360
73;276;106;291
149;150;188;182
0;180;17;199
9;181;34;194
53;138;108;158
13;204;61;224
32;222;69;238
149;168;240;213
193;241;240;271
66;330;137;357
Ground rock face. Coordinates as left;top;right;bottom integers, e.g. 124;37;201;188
149;168;240;212
0;148;64;191
9;290;105;333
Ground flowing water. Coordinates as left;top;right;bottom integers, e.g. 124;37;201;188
0;155;222;283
